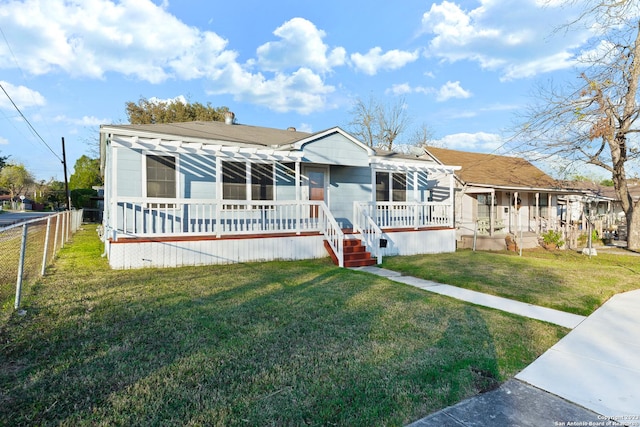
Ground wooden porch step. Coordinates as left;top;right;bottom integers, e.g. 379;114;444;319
324;239;376;267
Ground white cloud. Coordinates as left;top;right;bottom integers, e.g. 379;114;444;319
386;80;471;102
53;114;110;126
419;0;589;80
148;95;188;105
0;0;233;83
434;131;504;151
206;65;335;114
436;81;472;101
297;123;313;133
0;81;46;110
256;17;346;72
351;47;419;75
387;83;414;96
0;136;8;145
0;1;342;114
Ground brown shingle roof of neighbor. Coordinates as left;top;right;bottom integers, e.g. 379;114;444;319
103;120;313;148
425;146;560;189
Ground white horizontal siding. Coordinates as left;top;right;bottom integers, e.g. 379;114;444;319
380;229;456;256
107;234;327;269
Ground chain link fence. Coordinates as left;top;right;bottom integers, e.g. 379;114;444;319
0;210;84;312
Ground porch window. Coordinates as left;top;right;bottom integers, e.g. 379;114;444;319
251;163;274;200
376;172;390;201
392;173;407;202
222;161;275;201
477;194;495;219
376;172;407;201
146;155;176;198
537;193;549;218
222;161;247;200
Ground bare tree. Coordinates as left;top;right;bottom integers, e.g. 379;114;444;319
408;122;436;148
347;95;411;151
513;0;640;250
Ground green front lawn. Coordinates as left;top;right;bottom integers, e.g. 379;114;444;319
383;248;640;316
0;226;566;426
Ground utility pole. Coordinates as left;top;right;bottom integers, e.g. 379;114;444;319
61;137;71;210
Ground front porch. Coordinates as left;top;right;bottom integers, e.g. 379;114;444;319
104;198;455;269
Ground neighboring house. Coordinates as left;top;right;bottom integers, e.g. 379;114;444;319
99;118;459;269
560;180;640;242
424;147;584;249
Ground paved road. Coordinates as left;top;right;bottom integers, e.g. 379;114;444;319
0;211;55;228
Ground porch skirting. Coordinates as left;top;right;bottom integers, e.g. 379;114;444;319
106;233;327;269
105;227;457;269
379;228;456;256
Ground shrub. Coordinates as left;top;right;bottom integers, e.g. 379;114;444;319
541;230;564;248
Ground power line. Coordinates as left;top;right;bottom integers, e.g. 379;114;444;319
0;82;63;163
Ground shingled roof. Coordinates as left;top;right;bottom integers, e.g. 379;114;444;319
101;120;313;148
425;146;560;189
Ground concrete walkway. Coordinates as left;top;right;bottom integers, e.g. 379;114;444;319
351;266;640;426
516;289;640;418
353;266;586;329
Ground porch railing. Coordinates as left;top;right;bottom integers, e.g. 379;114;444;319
353;202;383;264
109;197;345;266
112;198;330;237
357;201;453;229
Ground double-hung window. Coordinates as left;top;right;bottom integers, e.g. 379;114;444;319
222;161;247;200
251;163;274;201
146;155;176;208
376;172;407;202
222;161;274;205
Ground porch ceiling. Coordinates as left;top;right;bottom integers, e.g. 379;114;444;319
109;135;303;162
371;158;460;173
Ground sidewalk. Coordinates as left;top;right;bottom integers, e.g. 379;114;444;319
353;266;585;329
352;266;640;426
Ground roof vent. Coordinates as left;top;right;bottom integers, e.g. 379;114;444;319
224;111;235;125
287;127;296;132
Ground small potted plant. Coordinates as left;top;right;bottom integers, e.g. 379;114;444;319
541;230;564;250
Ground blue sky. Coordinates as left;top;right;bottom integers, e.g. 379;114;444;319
0;0;596;181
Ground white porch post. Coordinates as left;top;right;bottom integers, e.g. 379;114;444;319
514;191;519;233
110;143;118;240
549;193;554;230
535;193;542;233
490;190;495;235
295;160;301;235
215;156;222;237
371;166;377;222
449;172;454;227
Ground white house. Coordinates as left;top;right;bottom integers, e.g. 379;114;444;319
424;147;586;249
99;118;460;269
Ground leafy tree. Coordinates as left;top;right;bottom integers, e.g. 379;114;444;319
0;163;34;209
69;155;102;190
46;180;67;210
347;95;411;151
126;97;230;124
0;151;9;171
513;0;640;249
70;188;97;211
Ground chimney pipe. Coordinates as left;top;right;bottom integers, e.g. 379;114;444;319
224;111;235;125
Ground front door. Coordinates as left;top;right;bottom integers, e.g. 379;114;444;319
306;167;327;218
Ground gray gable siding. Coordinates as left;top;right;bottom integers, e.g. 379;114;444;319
329;165;371;227
301;133;369;167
